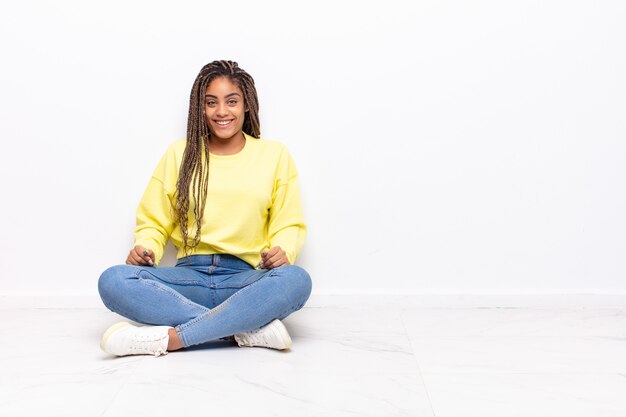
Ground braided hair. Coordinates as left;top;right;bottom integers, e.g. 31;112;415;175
175;60;260;258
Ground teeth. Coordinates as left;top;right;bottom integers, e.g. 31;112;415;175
215;120;232;126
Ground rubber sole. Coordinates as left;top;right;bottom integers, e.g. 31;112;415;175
100;321;132;352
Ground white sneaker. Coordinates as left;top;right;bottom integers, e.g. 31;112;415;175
234;319;292;350
100;322;171;357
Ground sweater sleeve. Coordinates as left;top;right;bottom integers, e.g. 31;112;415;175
133;145;177;266
267;147;306;265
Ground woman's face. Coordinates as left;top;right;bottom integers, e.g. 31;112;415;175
204;76;246;141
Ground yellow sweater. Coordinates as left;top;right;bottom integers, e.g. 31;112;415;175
134;133;306;267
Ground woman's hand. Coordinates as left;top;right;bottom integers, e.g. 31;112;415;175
126;245;155;266
260;246;290;270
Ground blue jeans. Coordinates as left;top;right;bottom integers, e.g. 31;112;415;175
97;254;312;348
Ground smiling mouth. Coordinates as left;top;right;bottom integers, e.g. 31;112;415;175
214;119;234;127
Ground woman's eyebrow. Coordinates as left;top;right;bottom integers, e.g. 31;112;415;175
205;92;242;99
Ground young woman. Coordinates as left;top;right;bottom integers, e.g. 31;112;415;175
98;60;312;357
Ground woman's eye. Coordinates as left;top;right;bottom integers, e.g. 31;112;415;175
228;100;238;105
206;101;216;106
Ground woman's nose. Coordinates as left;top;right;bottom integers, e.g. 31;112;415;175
216;103;228;116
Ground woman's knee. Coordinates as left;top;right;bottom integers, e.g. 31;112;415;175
277;265;312;306
97;265;136;305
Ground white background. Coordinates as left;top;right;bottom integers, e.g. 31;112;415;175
0;0;624;296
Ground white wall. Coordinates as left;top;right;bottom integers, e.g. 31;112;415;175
0;0;624;296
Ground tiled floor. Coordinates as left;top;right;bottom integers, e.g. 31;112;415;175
0;296;625;416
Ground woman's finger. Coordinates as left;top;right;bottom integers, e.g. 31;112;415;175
265;251;288;269
135;246;155;265
129;248;147;265
266;258;286;269
141;249;154;265
264;253;279;269
273;258;288;268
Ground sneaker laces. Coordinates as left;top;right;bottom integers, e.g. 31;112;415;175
129;334;169;357
237;327;269;346
234;319;291;350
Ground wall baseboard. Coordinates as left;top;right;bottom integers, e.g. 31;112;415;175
1;291;625;309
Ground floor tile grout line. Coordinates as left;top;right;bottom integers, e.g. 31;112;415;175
399;308;438;417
